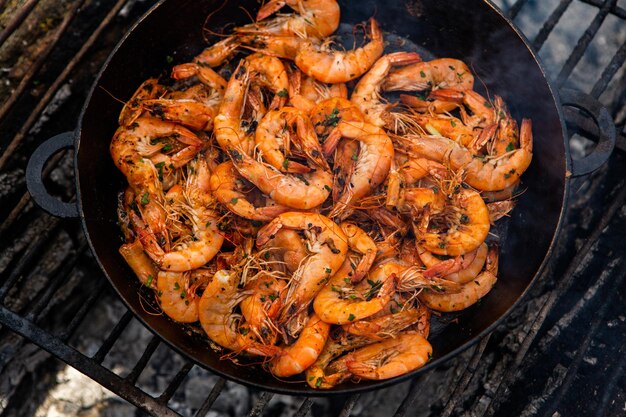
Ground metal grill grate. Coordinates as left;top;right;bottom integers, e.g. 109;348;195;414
0;1;624;416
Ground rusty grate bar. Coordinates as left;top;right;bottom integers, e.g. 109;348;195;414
0;0;86;124
0;220;61;301
508;0;529;19
0;0;41;46
92;310;134;364
580;0;626;19
126;335;161;384
247;391;274;417
590;40;626;98
25;245;88;321
293;398;314;417
158;361;194;403
532;0;573;50
338;394;361;417
556;0;618;86
194;377;227;417
60;278;107;341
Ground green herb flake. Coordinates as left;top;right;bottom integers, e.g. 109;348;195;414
324;184;332;192
166;55;174;64
145;274;154;287
506;142;515;152
282;159;290;169
277;88;288;97
140;192;150;206
239;327;249;335
450;120;457;127
161;143;173;152
315;377;323;388
174;282;180;291
438;242;446;249
269;294;277;301
180;290;186;299
348;313;356;321
460;214;470;224
325;267;332;274
420;70;426;78
231;198;239;205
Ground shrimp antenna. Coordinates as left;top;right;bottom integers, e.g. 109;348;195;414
202;0;231;42
98;85;128;106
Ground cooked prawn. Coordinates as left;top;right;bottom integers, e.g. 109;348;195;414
157;271;199;323
384;58;474;113
246;53;290;110
119;78;166;127
134;156;224;271
209;161;290;221
313;255;395;325
213;61;257;154
342;332;432;380
322;120;394;220
350;52;422;128
257;212;348;337
394;119;533;191
294;18;384;83
236;0;340;39
118;239;159;289
418;242;488;284
230;148;332;209
270;313;330;377
240;273;286;345
340;222;377;283
171;63;228;94
110;116;205;237
198;270;280;356
256;107;328;172
419;245;498;311
194;36;240;67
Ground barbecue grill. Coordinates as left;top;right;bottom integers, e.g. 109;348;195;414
0;0;625;416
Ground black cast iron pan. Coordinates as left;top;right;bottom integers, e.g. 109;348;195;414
25;0;616;395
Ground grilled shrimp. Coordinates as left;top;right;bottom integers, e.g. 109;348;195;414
340;222;377;283
209;161;290;221
323;120;394;220
171;63;228;95
418;242;488;284
294;18;384;83
198;270;280;356
230;148;332;209
418;189;490;256
342;307;426;340
350;52;422;128
288;66;348;112
236;0;340;39
141;99;216;131
118;240;159;289
313;257;396;325
134;156;224;271
419;245;498;311
246;53;290;110
487;200;516;224
384;58;474;113
264;229;309;274
257;212;348;337
119;78;166;127
157;271;199;323
194;36;241;67
342;332;432;380
270;313;330;377
240;274;287;345
110;116;205;237
395;119;533;191
256;107;328;172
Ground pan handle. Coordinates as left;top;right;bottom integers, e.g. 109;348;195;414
26;132;79;218
559;89;616;177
